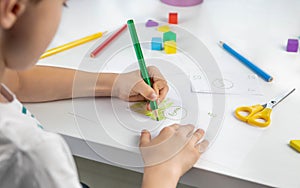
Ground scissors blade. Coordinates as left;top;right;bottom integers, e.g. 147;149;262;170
267;88;296;108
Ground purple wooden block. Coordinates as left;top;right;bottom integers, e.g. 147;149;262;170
146;20;159;27
287;39;299;52
161;0;203;7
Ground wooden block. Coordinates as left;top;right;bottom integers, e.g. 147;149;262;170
290;140;300;153
157;25;170;32
151;37;163;51
164;41;177;54
146;20;159;27
169;12;178;24
286;39;299;52
163;31;176;42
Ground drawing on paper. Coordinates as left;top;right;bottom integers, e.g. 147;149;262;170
164;106;187;120
190;72;263;95
212;79;234;89
129;98;187;121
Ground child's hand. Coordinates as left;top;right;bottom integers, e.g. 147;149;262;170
139;124;209;188
112;66;168;108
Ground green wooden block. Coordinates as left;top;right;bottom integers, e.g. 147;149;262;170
163;31;176;42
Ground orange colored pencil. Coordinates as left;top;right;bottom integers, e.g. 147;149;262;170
90;24;127;58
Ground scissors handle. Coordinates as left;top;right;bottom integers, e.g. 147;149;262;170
235;104;264;122
248;108;272;127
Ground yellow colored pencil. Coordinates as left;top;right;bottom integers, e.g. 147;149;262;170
40;31;106;59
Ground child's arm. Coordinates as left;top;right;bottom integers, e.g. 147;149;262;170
3;65;168;103
139;125;208;188
3;66;116;102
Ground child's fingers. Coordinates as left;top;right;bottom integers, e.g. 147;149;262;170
190;129;205;145
146;98;161;111
177;124;195;138
153;80;169;101
169;124;180;130
158;86;169;102
139;129;151;147
196;140;209;153
128;95;146;102
147;66;166;81
146;102;151;111
158;124;179;139
134;81;157;101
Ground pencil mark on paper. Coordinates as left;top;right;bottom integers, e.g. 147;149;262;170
212;79;234;89
208;112;217;118
129;98;187;121
68;112;98;124
164;106;187;120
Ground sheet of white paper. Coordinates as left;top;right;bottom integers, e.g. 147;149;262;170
71;69;213;146
190;71;263;95
198;94;266;169
46;21;265;170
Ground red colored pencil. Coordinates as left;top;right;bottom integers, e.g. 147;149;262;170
90;24;127;58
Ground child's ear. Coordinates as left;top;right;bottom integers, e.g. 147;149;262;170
0;0;27;29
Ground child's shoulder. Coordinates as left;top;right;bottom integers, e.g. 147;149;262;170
0;93;80;187
0;84;60;153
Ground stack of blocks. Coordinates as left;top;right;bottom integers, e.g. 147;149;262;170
163;31;177;54
149;12;178;54
151;29;177;54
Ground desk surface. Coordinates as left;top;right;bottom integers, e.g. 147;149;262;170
28;0;300;187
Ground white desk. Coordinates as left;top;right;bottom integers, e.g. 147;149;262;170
27;0;300;187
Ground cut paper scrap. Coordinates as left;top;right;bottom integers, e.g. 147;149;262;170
130;98;174;121
146;20;159;27
190;71;263;95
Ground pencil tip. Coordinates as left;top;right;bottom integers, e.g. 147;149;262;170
153;110;159;121
268;77;274;82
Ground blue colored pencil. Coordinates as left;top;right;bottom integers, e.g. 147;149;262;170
219;41;273;82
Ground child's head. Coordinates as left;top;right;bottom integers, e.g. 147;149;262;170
0;0;66;70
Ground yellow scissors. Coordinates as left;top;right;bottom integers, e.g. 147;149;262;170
235;88;295;127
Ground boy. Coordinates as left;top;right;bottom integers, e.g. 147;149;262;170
0;0;208;187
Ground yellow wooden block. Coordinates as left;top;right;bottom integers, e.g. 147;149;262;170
290;140;300;153
157;25;170;32
164;41;177;54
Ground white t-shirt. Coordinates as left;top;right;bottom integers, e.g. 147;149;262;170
0;84;81;188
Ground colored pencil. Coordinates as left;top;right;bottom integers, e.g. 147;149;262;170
40;32;105;59
127;19;159;121
90;24;127;58
220;41;273;82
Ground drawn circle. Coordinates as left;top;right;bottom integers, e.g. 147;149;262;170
164;106;187;120
213;79;234;89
